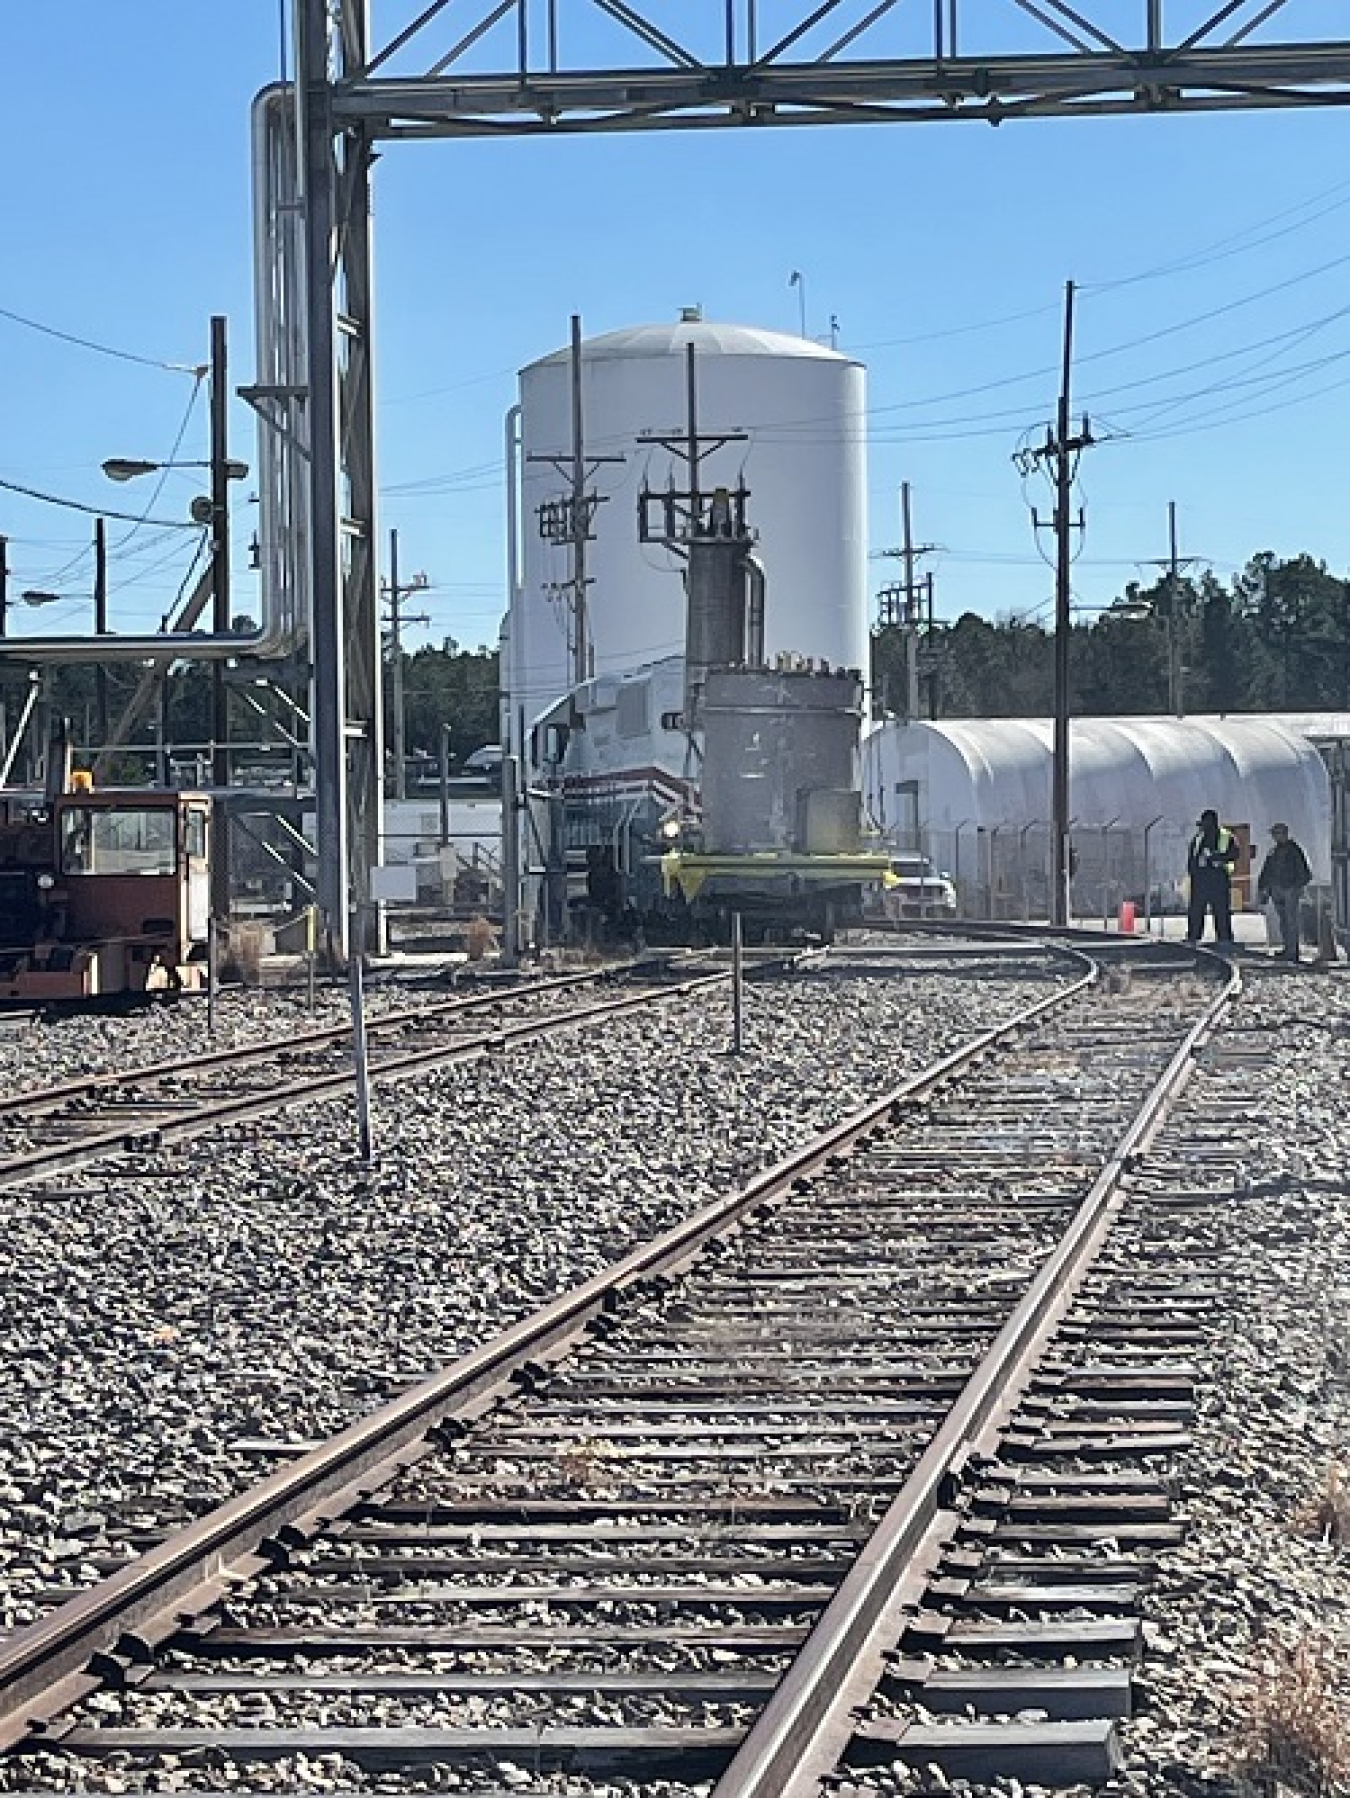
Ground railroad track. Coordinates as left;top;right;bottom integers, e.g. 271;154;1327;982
0;936;1238;1792
0;956;757;1190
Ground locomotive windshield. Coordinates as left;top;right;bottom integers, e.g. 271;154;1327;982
60;806;177;876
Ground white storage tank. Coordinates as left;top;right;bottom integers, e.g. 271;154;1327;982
507;314;868;758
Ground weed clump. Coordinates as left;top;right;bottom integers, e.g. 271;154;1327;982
464;915;497;961
1236;1636;1349;1794
1293;1463;1350;1548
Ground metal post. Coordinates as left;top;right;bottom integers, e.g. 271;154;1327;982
209;315;232;927
206;917;218;1036
157;675;171;788
348;904;374;1163
1018;821;1038;922
730;911;744;1055
1051;281;1076;929
301;0;351;957
438;723;452;847
1142;815;1163;935
0;534;8;636
93;518;109;751
1101;821;1115;929
986;826;1000;921
307;902;318;1011
949;820;968;918
501;751;521;967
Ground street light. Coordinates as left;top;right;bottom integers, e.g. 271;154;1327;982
103;457;249;484
1105;593;1192;715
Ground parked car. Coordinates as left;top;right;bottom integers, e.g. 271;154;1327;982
461;744;503;785
868;852;958;920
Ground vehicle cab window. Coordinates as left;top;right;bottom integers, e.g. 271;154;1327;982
60;806;177;876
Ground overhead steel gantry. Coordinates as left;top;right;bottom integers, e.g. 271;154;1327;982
288;0;1350;946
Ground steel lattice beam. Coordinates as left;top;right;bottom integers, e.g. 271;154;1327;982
339;2;1350;133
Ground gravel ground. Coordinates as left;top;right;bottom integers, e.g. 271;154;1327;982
0;977;443;1093
6;952;1347;1797
828;961;1350;1798
1113;963;1350;1796
0;954;1064;1633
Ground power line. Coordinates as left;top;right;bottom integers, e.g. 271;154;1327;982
111;372;207;551
0;303;204;374
0;474;196;529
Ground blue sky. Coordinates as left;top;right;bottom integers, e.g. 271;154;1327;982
2;4;1347;654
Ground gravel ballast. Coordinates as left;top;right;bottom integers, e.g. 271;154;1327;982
4;952;1348;1797
0;956;1063;1630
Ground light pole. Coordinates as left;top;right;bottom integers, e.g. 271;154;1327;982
106;318;248;919
788;269;807;337
103;453;251;761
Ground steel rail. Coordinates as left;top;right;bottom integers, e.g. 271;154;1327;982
0;964;625;1125
0;942;1093;1753
0;965;738;1191
711;951;1241;1797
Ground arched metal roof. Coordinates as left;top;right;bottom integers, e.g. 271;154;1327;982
863;714;1332;879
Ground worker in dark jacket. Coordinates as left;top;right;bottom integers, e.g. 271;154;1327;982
1257;822;1312;963
1186;809;1238;945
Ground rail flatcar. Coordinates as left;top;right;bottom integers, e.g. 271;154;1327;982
0;778;211;1002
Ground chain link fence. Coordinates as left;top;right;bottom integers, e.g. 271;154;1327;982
905;819;1210;926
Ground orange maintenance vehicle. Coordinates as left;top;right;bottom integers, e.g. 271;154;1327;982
0;775;211;1002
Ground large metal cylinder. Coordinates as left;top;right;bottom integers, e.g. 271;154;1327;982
701;666;865;856
510;317;868;751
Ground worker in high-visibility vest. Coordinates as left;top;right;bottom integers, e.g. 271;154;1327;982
1186;808;1238;946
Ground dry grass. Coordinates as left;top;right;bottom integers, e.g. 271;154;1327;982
555;1437;616;1490
1236;1637;1350;1794
464;914;498;961
1293;1463;1350;1548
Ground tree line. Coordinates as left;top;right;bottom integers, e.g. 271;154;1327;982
873;551;1350;720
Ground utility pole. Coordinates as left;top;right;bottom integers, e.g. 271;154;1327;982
900;481;919;719
93;517;109;751
569;316;589;685
1138;501;1200;718
531;314;623;688
0;535;8;638
876;482;936;722
382;528;430;800
637;344;752;733
1019;282;1093;928
1165;501;1187;717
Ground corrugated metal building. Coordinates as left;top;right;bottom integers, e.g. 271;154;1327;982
863;715;1332;922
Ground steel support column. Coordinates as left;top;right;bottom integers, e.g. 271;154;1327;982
298;0;382;958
